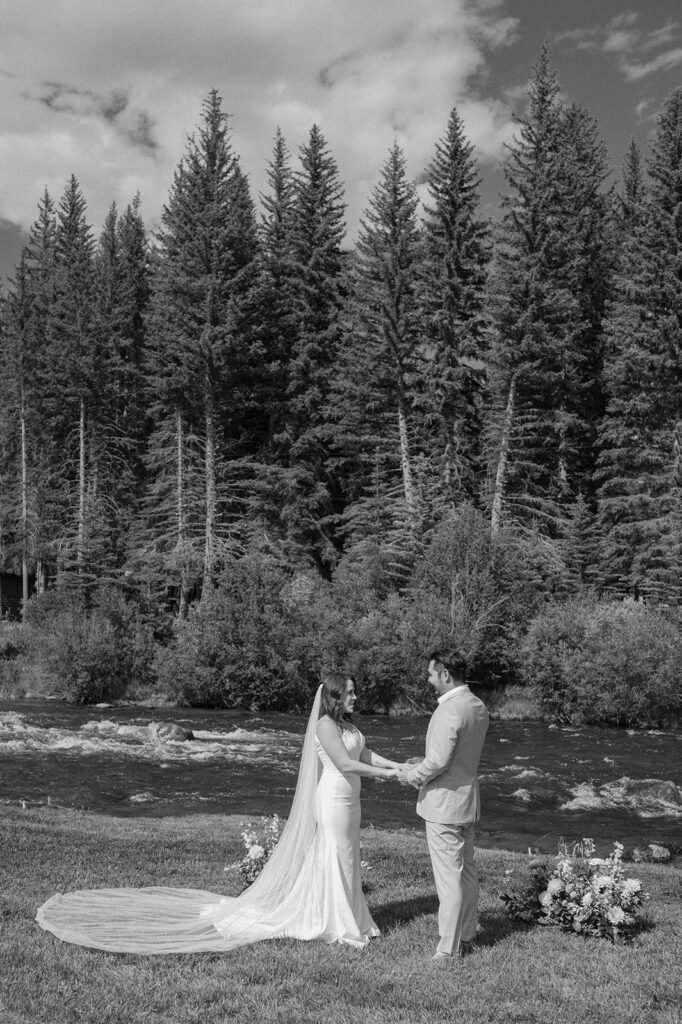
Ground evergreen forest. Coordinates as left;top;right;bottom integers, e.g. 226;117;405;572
1;50;681;726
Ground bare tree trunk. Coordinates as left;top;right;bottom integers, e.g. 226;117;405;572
175;408;189;620
77;397;86;573
20;393;28;618
491;374;517;538
557;403;569;493
0;502;3;619
203;386;216;591
397;394;419;533
442;416;461;504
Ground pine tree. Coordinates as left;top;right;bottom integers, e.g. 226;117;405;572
597;90;682;599
488;47;611;535
278;124;348;565
419;108;491;507
619;139;646;228
46;177;98;578
9;181;99;583
0;261;30;609
144;91;259;608
91;196;151;570
258;128;298;459
10;191;58;597
334;142;423;564
556;492;602;593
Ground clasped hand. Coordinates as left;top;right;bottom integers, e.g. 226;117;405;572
380;759;421;788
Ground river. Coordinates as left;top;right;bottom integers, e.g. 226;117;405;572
1;699;680;855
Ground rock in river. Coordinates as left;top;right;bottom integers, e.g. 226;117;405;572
150;722;194;742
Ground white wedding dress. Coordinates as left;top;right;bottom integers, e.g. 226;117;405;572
36;688;380;953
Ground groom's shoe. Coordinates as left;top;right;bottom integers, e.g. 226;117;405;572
458;939;477;958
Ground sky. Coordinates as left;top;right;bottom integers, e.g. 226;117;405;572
1;0;682;285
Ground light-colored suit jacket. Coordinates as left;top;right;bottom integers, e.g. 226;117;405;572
406;686;489;825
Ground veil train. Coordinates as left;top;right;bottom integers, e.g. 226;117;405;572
36;687;323;954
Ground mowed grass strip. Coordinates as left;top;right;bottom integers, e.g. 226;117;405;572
1;806;680;1024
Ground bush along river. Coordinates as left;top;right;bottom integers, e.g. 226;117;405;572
1;699;680;856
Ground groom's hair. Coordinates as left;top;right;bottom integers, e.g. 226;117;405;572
429;650;467;683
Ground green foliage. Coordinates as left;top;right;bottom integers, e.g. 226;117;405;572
336;142;424;547
0;623;26;696
144;90;260;595
597;89;682;599
419;106;490;505
323;541;412;712
273;123;348;564
19;585;156;703
154;554;325;709
521;596;682;725
155;544;411;714
488;46;612;526
403;507;542;691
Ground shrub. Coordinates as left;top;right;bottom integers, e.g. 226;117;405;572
0;622;24;660
402;507;543;696
20;585;156;703
521;597;682;726
323;542;412;712
155;555;326;710
155;545;413;713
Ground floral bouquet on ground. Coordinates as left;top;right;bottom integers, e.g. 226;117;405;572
501;838;649;943
236;815;283;886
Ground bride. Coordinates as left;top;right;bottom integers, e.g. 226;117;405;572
36;673;402;953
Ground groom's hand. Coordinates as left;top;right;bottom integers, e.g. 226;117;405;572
395;763;416;787
399;760;424;789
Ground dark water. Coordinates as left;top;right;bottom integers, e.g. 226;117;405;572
1;699;681;855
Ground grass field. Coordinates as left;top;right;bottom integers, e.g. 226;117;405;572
1;806;680;1024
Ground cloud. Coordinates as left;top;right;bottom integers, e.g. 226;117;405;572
0;0;519;249
634;98;658;123
621;47;682;82
602;29;640;54
611;13;640;29
558;12;682;82
641;23;679;51
32;81;160;154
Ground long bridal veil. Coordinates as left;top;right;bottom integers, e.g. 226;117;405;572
36;687;323;953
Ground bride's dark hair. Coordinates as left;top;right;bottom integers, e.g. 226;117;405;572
319;672;354;730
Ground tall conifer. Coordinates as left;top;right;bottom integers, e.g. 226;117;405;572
280;125;347;564
92;197;151;569
488;47;611;535
144;91;259;607
35;178;98;577
419;108;490;506
335;142;423;559
597;90;682;598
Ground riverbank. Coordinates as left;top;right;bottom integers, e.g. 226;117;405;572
2;807;679;1024
0;679;549;724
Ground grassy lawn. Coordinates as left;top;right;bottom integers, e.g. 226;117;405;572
1;806;680;1024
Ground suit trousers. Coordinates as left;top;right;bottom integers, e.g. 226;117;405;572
425;819;478;955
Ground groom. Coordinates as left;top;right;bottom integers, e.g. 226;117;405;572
399;650;489;962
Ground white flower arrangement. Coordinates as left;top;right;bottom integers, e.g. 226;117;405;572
501;838;649;943
236;815;283;886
